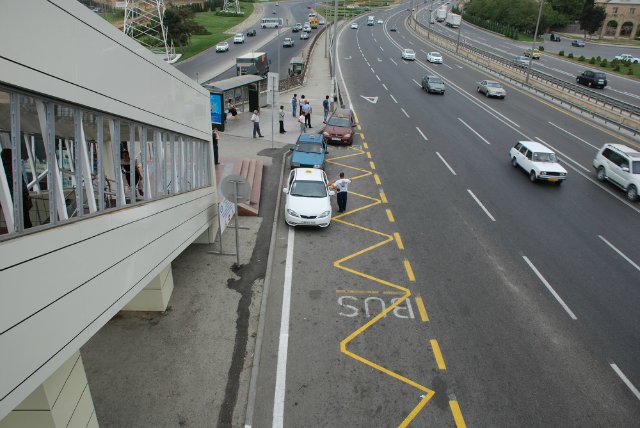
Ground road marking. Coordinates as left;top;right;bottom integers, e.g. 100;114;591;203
412;78;421;87
374;174;381;185
598;235;640;272
272;227;294;428
534;137;589;172
548;122;599;150
376;74;381;81
458;118;490;145
373;38;377;42
380;46;384;51
466;189;496;221
386;208;395;222
390;94;398;103
522;256;577;320
394;232;404;250
404;259;415;281
436;152;457;175
449;399;467;428
430;339;446;370
610;362;640;401
444;64;453;69
415;296;429;321
456;65;463;69
366;151;372;159
370;161;376;170
336;289;405;295
416;127;428;141
401;108;410;118
360;96;379;104
408;40;414;45
363;142;368;149
380;192;388;203
382;83;388;90
371;67;375;73
390;58;398;66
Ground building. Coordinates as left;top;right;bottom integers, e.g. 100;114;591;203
596;0;640;38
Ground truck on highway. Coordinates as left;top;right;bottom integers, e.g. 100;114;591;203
435;7;447;22
236;52;270;77
445;12;461;28
367;16;375;26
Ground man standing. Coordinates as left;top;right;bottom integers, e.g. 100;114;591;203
212;127;220;165
302;100;312;128
279;106;286;134
323;95;330;123
251;110;264;138
330;172;351;213
299;95;306;116
291;94;298;118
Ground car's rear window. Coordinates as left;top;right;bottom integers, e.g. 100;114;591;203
594;72;606;78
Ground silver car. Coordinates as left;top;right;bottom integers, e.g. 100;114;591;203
477;80;506;99
215;41;229;52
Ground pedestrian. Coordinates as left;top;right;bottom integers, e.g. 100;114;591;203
299;113;306;134
323;95;330;123
212;127;220;165
330;172;351;213
228;99;239;120
251;110;264;138
303;100;312;128
279;106;286;134
299;95;306;116
291;94;298;118
332;95;338;112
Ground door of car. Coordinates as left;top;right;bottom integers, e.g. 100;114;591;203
521;147;533;171
602;149;623;185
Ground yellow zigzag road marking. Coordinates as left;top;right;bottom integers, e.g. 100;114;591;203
326;146;435;427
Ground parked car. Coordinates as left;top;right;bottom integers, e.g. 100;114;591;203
510;141;567;183
549;33;561;42
290;133;328;169
593;143;640;201
576;70;607;88
422;75;445;94
215;41;229;52
614;53;640;63
571;39;585;47
426;52;443;63
233;33;245;44
283;37;294;47
323;109;356;145
512;55;530;68
524;48;541;59
246;29;257;37
300;31;309;40
283;168;334;227
401;48;416;60
477;80;506;98
351;22;359;29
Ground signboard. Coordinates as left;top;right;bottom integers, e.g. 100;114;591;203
218;197;235;235
210;92;223;124
267;72;279;92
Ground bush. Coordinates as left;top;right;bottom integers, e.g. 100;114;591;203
596;56;602;62
613;64;621;71
578;55;585;61
589;57;596;64
568;52;574;58
628;68;634;75
600;59;608;67
538;45;544;51
559;50;564;56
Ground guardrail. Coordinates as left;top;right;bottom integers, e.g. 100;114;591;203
278;25;328;91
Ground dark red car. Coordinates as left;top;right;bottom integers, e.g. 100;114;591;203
322;108;356;145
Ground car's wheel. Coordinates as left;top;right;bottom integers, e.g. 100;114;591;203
596;166;606;182
485;91;489;97
576;78;580;84
587;81;592;87
529;171;537;182
511;157;518;167
627;185;638;202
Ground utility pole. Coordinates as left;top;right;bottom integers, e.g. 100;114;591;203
526;0;544;84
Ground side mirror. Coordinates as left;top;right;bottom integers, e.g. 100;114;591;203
622;166;630;172
282;188;289;193
290;147;294;151
328;190;335;196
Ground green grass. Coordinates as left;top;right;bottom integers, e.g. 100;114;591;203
554;53;640;79
101;11;124;24
178;2;254;62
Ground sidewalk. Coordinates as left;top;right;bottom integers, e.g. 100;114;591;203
81;29;334;427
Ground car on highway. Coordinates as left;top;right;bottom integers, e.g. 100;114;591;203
233;33;245;44
303;25;312;33
510;141;567;183
272;9;277;14
390;26;397;32
319;19;326;25
571;39;585;47
292;23;301;33
549;33;561;42
377;19;383;24
576;70;607;88
614;53;640;63
215;41;229;52
290;133;328;169
593;143;640;201
323;109;356;145
401;48;416;60
422;75;445;94
283;37;294;47
300;31;309;40
283;168;334;228
477;80;506;98
351;22;359;29
512;55;530;68
524;48;541;59
246;29;257;37
426;52;443;63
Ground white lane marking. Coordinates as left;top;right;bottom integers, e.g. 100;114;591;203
467;189;496;222
370;67;375;73
458;118;491;145
408;40;414;45
548;122;599;150
412;78;421;87
272;227;295;428
382;83;388;90
380;46;384;51
522;256;577;320
436;152;456;175
390;94;398;103
373;38;377;42
376;74;381;81
401;108;410;118
598;235;640;272
377;57;382;62
456;65;463;69
390;58;398;66
416;127;428;141
444;64;453;69
610;363;640;401
534;137;590;172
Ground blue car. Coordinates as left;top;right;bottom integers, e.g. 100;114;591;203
290;133;328;169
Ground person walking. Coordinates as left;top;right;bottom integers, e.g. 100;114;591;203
330;172;351;213
291;94;298;118
302;100;312;128
299;95;306;116
279;106;286;134
251;110;264;138
323;95;330;123
299;113;306;134
332;95;338;112
212;127;220;165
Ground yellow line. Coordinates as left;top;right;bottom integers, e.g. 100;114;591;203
363;142;368;149
374;174;381;185
449;400;467;428
415;296;429;322
366;151;372;159
336;289;390;295
431;339;447;370
394;232;404;250
369;161;376;170
386;209;395;222
380;192;387;203
404;259;415;282
357;124;362;131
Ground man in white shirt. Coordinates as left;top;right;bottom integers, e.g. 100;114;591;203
330;172;351;213
251;110;264;138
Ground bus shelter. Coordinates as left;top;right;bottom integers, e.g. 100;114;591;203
204;74;265;130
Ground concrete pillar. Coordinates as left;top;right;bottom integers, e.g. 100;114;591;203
193;222;218;244
122;263;174;311
0;352;98;428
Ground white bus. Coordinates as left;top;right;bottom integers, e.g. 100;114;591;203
261;17;284;28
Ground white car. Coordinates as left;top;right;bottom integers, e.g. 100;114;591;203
233;33;245;44
477;80;506;98
401;48;416;60
303;25;312;33
283;168;334;227
614;53;640;63
351;22;358;29
283;37;294;47
215;41;229;52
300;32;309;39
593;143;640;201
377;19;383;24
510;141;567;183
426;52;443;63
319;19;326;25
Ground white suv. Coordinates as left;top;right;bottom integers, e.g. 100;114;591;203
593;143;640;201
233;33;245;44
509;140;567;183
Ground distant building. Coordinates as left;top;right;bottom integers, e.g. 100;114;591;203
596;0;640;38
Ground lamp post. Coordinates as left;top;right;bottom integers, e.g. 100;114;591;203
332;0;338;78
526;0;544;84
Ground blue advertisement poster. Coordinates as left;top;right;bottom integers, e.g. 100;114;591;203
210;93;223;124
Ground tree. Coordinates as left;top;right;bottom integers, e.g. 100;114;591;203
163;6;208;48
548;0;583;19
579;0;606;36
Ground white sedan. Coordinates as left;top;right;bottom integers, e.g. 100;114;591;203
427;52;443;63
509;141;567;183
377;19;383;24
401;48;416;60
351;22;359;29
283;168;334;227
215;41;229;52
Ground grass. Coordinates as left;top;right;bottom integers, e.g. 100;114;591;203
554;52;640;79
178;2;254;62
101;11;124;24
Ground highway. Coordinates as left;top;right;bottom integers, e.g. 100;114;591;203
250;3;640;427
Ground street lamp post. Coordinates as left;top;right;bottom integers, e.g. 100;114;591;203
526;0;544;84
332;0;338;78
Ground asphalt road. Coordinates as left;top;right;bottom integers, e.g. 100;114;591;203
251;3;640;427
